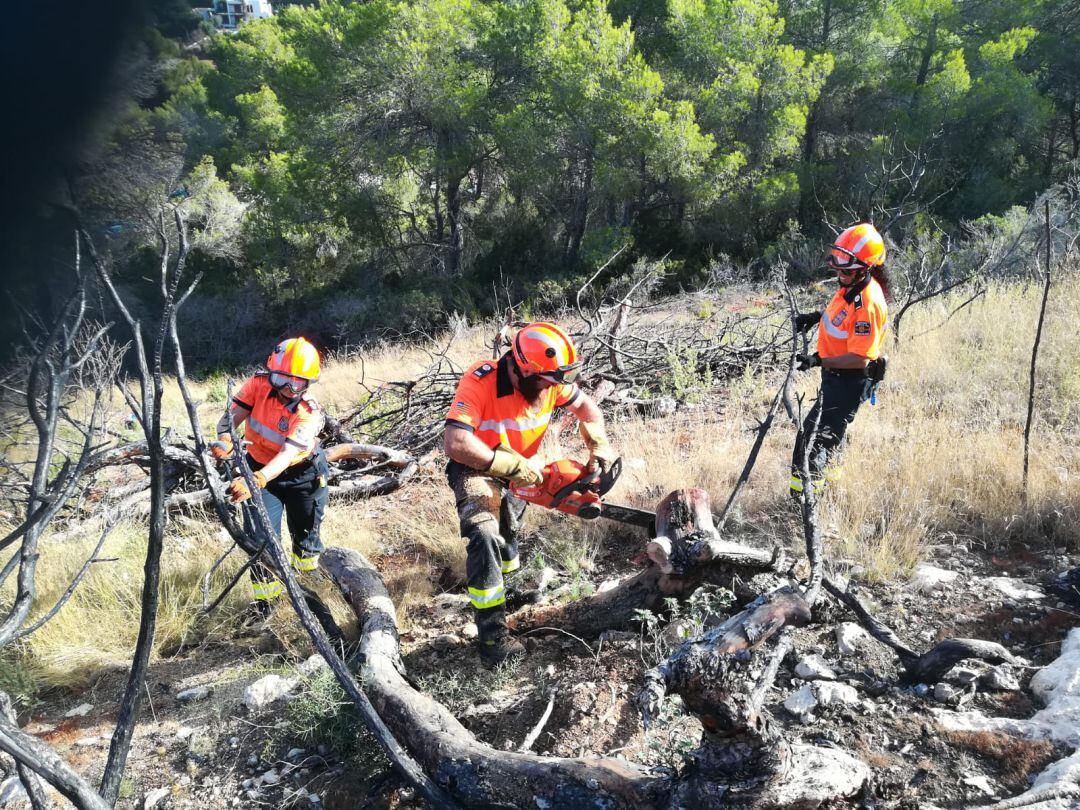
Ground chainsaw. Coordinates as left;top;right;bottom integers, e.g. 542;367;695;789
510;456;655;531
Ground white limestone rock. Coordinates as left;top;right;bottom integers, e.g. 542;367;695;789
795;655;836;681
908;564;958;593
981;577;1045;600
143;786;171;809
836;622;869;656
243;674;299;710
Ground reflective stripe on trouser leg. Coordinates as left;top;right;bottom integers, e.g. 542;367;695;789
500;554;520;574
448;462;513;616
250;559;282;600
789;474;826;495
468;584;506;609
290;551;319;571
252;579;283;600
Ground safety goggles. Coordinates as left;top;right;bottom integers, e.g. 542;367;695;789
269;372;311;394
825;246;868;273
537;361;582;385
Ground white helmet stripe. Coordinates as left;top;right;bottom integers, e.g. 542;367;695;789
850;233;870;256
524;327;567;366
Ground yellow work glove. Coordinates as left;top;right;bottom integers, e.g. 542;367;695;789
580;421;617;475
488;447;544;487
229;471;267;503
210;436;234;461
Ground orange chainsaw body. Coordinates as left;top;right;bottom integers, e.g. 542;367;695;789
510;459;603;520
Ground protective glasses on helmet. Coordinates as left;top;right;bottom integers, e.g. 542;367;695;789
269;372;310;395
826;246;868;273
536;361;582;385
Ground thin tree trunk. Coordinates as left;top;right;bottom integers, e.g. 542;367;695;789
1022;201;1053;502
565;151;594;269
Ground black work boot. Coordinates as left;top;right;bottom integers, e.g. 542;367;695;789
475;605;525;668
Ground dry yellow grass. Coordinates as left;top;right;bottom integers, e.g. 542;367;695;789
3;279;1076;691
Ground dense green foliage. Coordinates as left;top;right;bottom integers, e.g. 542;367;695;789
68;0;1080;345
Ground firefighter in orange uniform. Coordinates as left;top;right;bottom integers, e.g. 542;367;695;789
443;322;616;666
212;337;330;614
791;223;891;497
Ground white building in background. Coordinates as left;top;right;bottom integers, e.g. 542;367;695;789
192;0;273;30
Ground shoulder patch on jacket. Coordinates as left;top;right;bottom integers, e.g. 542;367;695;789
473;363;495;379
854;320;871;336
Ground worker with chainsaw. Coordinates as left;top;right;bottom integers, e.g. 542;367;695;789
790;222;890;497
212;337;330;614
444;322;616;666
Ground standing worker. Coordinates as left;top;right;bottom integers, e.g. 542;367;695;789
790;223;890;497
444;322;616;666
212;337;330;615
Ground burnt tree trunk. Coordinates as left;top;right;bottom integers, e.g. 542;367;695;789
508;489;782;638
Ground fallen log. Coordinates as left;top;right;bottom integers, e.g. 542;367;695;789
321;545;668;808
322;543;869;808
508;489;782;638
823;577;1027;681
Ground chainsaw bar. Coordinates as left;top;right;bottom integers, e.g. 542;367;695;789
598;502;656;530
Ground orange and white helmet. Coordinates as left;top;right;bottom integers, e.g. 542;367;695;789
266;337;321;382
511;322;581;384
828;223;886;270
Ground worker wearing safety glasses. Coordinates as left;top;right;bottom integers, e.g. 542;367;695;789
790;223;891;498
443;322;616;666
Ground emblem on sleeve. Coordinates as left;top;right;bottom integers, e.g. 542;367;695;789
473;364;494;378
854;321;871;336
278;416;290;432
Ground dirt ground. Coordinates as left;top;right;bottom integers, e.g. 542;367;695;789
10;517;1079;809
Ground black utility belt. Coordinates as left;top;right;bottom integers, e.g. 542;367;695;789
823;356;887;382
824;367;868;378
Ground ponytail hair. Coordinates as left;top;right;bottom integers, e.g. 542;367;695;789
870;265;892;303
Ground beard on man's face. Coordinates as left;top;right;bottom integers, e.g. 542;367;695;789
516;372;548;404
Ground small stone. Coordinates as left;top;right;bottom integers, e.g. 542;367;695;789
908;564;958;593
176;686;210;702
242;779;253;789
74;736;100;747
247;754;259;767
432;633;460;653
286;748;306;761
243;674;299;710
179;775;192;786
143;786;171;809
175;726;196;740
914;683;930;698
260;769;281;786
815;682;859;707
229;736;239;747
795;655;836;681
462;624;478;639
836;622;869;656
783;684;818;717
64;703;93;718
980;666;1021;692
298;655;329;677
934;682;960;702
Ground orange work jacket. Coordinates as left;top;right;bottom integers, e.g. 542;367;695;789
817;276;888;360
445;355;579;458
232;373;324;466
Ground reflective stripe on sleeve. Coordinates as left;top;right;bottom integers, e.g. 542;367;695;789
468;585;506;609
822;318;848;340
